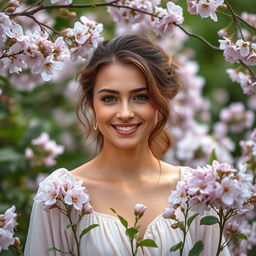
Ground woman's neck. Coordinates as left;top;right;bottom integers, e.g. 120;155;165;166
92;144;160;184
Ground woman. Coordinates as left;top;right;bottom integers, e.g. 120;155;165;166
25;34;230;255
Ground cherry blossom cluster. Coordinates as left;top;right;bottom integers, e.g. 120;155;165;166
107;1;184;35
226;68;256;95
25;132;65;167
0;11;103;81
0;206;17;252
62;16;103;61
228;217;256;256
35;171;92;212
186;0;224;21
219;37;256;66
239;129;256;174
215;102;254;134
164;161;254;217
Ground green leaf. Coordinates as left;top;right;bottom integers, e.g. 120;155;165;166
79;224;99;239
137;239;158;248
208;149;217;164
126;227;138;237
110;208;117;214
232;233;247;240
188;241;204;256
200;216;219;225
117;215;128;228
0;148;23;162
110;208;128;228
188;213;199;228
170;241;183;252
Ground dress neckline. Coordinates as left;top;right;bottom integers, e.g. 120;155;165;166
55;167;182;239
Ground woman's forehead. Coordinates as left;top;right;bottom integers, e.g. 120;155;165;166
94;63;147;93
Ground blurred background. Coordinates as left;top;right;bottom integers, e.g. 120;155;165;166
0;0;255;255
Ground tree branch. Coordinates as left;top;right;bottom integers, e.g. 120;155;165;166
9;0;120;17
174;24;221;51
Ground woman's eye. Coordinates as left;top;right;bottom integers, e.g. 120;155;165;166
133;94;148;102
101;95;117;103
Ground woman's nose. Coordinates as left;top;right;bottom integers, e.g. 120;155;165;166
116;102;134;120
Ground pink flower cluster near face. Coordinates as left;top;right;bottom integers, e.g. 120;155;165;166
165;161;253;218
0;12;103;81
219;37;256;66
226;69;256;95
0;206;17;252
25;132;65;167
35;173;91;212
186;0;224;21
62;16;103;61
239;129;256;173
217;102;254;133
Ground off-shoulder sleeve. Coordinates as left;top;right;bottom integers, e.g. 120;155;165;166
24;169;75;256
180;166;231;256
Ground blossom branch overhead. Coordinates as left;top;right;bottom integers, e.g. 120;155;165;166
0;0;255;93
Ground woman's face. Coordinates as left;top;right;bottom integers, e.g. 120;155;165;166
92;63;158;150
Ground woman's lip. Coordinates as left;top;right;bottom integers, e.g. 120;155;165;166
111;123;141;127
111;123;141;135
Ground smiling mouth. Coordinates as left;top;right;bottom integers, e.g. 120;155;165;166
111;123;141;134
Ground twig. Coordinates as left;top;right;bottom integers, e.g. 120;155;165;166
9;0;120;17
225;0;245;40
174;24;221;51
239;60;256;79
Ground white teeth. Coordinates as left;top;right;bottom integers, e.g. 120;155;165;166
116;126;136;131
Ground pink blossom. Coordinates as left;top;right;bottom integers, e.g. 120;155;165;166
168;181;188;206
187;0;224;21
25;148;34;159
0;206;17;251
236;39;250;57
64;188;89;211
153;2;184;35
32;132;50;146
35;181;60;206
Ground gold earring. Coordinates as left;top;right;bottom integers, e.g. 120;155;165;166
93;122;98;130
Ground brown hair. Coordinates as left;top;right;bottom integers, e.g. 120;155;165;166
76;34;181;158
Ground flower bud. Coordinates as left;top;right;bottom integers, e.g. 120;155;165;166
13;237;21;248
162;207;176;219
134;203;147;217
68;12;77;18
82;203;93;214
218;28;228;37
171;223;179;229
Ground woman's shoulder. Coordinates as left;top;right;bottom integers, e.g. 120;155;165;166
159;161;194;181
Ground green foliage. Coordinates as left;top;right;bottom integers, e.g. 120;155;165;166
188;241;204;256
200;216;219;225
170;241;183;252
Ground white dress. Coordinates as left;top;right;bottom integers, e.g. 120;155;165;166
24;167;231;256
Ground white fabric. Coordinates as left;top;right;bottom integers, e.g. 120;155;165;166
24;167;231;256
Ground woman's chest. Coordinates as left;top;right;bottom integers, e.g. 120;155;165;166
88;186;171;237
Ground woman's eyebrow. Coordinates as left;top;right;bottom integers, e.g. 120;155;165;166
97;87;147;94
